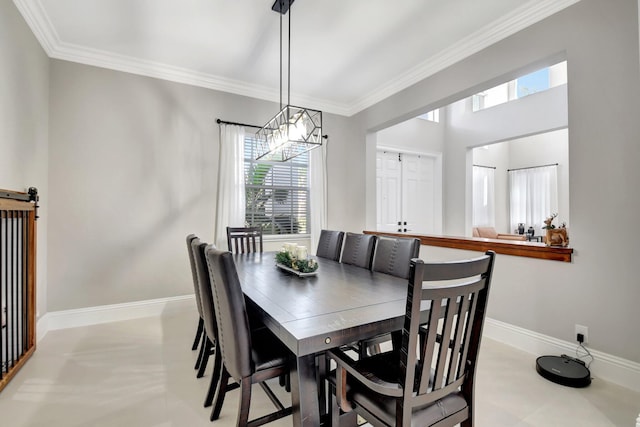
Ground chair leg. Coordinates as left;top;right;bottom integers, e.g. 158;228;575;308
278;373;292;392
204;372;218;409
330;390;340;427
191;317;204;350
204;344;223;407
194;333;207;370
329;385;357;427
358;343;366;359
316;355;328;418
236;378;252;426
197;337;213;378
210;368;231;421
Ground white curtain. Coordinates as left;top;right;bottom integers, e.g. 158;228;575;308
309;142;327;255
215;125;246;250
472;166;495;227
509;165;558;234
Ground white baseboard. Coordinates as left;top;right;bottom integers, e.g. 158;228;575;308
484;317;640;393
36;294;195;341
35;300;639;393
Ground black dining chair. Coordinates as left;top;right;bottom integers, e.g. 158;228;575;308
340;232;376;269
371;235;421;279
226;224;291;391
357;235;422;358
186;234;207;374
226;226;263;253
205;246;293;425
191;238;240;407
327;251;496;427
316;229;345;261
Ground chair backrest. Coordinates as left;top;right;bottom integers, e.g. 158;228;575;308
397;251;495;425
205;246;253;380
186;234;204;318
226;226;263;253
190;238;218;343
371;236;420;279
316;229;345;261
340;232;376;269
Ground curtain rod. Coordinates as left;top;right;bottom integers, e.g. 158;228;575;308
473;164;496;169
508;163;558;172
216;118;263;130
216;118;329;139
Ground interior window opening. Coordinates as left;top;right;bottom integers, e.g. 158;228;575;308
472;61;567;112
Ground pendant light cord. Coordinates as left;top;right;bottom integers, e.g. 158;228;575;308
287;5;291;108
279;12;282;110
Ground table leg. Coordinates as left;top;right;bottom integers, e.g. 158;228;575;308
290;354;321;426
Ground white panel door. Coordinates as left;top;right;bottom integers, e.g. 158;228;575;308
402;154;436;234
376;151;402;232
377;150;441;235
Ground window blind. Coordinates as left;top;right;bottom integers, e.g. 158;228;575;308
244;136;310;235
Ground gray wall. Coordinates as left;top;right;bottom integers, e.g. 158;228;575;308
0;1;49;317
4;0;640;365
376;117;445;154
360;0;640;362
47;60;359;311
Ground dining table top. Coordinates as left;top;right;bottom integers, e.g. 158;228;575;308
232;251;414;357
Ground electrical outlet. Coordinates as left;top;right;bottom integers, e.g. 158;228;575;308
575;324;588;344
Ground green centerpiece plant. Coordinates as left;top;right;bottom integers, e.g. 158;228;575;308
276;245;318;273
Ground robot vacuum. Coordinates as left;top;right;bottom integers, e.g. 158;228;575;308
536;354;591;388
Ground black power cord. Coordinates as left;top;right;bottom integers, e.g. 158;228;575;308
575;341;594;368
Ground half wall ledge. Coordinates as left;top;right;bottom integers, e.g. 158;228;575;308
363;231;573;263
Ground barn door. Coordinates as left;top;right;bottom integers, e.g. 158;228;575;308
0;188;38;393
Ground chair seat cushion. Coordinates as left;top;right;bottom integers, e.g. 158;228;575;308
329;351;468;426
352;384;468;427
251;328;290;372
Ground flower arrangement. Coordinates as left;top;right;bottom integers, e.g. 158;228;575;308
276;243;318;273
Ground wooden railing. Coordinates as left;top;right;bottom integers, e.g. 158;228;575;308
364;231;573;263
0;188;38;393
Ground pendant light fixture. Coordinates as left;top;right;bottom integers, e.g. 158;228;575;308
255;0;323;162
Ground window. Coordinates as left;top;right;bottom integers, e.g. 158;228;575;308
244;135;310;235
516;67;549;98
509;165;558;234
472;165;495;227
417;108;440;123
472;61;567;112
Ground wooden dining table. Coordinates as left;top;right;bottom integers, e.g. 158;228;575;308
233;251;414;426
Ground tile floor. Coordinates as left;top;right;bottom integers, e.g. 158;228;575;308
0;308;638;426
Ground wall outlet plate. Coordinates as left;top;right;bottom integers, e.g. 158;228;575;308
575;324;589;344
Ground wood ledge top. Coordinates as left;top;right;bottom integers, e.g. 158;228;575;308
364;231;573;263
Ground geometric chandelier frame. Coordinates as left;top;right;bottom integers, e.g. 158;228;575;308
255;0;323;162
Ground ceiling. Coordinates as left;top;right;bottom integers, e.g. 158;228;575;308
15;0;579;116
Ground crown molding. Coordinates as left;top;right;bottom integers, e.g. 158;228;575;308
51;40;353;116
13;0;58;55
346;0;582;115
14;0;580;117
